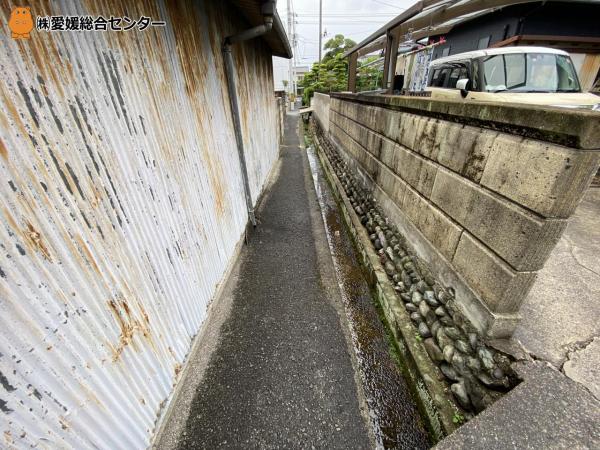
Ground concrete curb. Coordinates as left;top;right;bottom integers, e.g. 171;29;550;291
313;132;461;441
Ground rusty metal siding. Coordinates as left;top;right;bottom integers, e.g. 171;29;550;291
0;1;279;448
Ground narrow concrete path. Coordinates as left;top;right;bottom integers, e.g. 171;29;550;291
172;113;372;449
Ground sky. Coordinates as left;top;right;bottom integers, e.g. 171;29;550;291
273;0;417;89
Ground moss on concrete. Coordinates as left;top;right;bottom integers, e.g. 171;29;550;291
331;93;600;150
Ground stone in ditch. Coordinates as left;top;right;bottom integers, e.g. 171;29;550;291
424;275;436;286
385;247;395;260
451;352;468;374
455;340;471;354
493;353;512;373
425;312;437;327
370;233;377;242
467;356;482;372
360;215;368;225
437;291;450;305
444;326;463;341
374;239;382;249
402;271;412;288
468;333;479;350
466;379;494;413
440;316;454;326
443;344;455;363
416;280;429;294
412;291;423;305
476;372;495;386
492;367;504;380
392;273;401;283
440;363;460;381
396;282;406;292
478;347;495;371
355;206;364;215
410;312;423;323
453;313;465;328
476;372;508;390
423;291;439;307
435;306;447;317
384;261;396;276
451;381;471;409
418;301;430;318
424;338;444;362
430;320;441;338
437;329;453;350
405;303;418;313
378;234;388;249
418;322;431;338
400;293;411;303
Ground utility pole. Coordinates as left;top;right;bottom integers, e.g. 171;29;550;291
287;0;293;101
292;5;297;97
318;0;322;63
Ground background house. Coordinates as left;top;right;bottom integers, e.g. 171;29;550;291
428;1;600;92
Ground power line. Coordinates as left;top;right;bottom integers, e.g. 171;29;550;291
371;0;406;10
296;13;398;17
297;21;393;25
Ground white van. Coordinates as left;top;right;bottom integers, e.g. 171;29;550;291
425;46;600;110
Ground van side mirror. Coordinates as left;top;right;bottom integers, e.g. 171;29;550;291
456;78;470;98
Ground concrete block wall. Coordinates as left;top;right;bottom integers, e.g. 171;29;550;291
324;93;600;337
312;92;330;133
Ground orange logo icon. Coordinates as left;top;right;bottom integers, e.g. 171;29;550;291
9;7;33;39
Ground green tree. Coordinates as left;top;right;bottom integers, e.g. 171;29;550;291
356;55;384;92
322;34;356;62
298;35;356;105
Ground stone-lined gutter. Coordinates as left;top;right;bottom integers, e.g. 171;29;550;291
309;119;519;440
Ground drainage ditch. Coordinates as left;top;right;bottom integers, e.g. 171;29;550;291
306;129;431;449
305;118;519;443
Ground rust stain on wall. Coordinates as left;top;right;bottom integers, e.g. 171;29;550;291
24;222;52;261
0;138;7;160
0;0;280;447
107;296;152;362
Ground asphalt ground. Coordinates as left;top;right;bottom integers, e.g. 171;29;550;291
174;113;372;449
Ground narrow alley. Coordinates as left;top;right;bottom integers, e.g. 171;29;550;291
154;113;429;449
2;2;599;448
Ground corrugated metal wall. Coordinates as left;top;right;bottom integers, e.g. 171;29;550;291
0;1;279;448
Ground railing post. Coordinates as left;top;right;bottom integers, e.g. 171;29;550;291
348;52;357;93
383;30;399;93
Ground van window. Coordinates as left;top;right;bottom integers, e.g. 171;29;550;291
428;66;450;87
505;54;525;88
482;52;581;92
447;66;468;88
430;68;441;86
437;68;451;87
448;68;461;88
483;55;505;89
